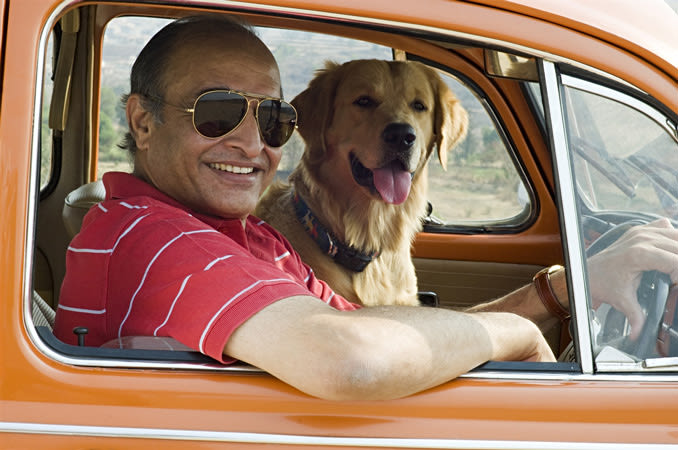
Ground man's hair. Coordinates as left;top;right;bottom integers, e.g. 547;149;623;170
119;15;264;155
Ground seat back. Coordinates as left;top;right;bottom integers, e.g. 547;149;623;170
63;180;106;237
32;290;56;330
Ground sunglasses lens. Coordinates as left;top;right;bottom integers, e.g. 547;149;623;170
193;91;247;138
258;99;297;147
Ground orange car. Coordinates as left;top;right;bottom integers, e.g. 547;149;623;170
2;0;678;448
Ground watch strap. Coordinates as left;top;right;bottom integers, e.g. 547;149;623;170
533;265;570;322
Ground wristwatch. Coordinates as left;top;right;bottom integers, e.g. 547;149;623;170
533;264;570;322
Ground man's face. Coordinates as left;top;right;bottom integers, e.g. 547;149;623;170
134;36;284;221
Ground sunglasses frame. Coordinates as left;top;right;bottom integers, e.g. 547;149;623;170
145;89;297;147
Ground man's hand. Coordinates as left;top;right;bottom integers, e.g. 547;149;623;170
475;312;556;363
587;218;678;340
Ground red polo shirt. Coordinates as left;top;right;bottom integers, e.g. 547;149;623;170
54;172;358;363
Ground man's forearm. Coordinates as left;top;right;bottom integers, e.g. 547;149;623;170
465;269;568;332
226;296;554;401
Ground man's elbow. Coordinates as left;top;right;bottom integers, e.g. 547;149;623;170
307;346;422;401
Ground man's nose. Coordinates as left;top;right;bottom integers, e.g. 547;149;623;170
230;100;265;156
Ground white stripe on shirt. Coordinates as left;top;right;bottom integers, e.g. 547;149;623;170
67;246;113;254
274;251;290;262
67;213;150;254
153;274;192;336
57;304;106;315
154;255;235;335
118;228;218;338
203;254;234;271
120;201;149;210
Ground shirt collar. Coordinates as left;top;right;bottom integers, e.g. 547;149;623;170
101;171;248;232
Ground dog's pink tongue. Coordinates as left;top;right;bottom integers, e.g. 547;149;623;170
372;163;412;205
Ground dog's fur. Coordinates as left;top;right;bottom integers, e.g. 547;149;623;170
256;59;468;306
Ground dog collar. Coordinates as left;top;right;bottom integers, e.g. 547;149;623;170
292;190;379;273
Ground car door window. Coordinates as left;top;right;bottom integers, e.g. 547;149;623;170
559;74;678;368
425;73;531;229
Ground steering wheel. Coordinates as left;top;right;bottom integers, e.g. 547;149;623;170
585;219;672;360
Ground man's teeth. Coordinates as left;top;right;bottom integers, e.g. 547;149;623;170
209;163;254;174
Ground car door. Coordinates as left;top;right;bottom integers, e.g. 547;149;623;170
4;1;678;448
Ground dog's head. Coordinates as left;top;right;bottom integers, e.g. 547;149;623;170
292;59;467;206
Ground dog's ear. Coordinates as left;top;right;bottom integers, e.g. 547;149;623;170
291;61;342;164
431;71;468;171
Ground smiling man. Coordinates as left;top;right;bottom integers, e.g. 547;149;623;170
54;15;678;401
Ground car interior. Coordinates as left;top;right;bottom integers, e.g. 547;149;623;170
34;2;678;374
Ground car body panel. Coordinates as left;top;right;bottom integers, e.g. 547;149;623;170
472;0;678;72
2;0;678;447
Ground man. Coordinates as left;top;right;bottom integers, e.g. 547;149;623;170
54;15;678;401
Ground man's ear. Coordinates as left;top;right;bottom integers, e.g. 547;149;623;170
126;94;154;152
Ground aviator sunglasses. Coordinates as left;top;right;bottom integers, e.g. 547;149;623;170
147;89;297;147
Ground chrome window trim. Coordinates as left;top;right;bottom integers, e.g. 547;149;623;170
22;0;668;380
22;0;61;365
3;421;678;449
538;60;595;374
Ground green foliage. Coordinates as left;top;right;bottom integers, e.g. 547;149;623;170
98;86;127;163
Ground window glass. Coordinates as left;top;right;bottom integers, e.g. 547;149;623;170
561;76;678;365
565;84;678;218
426;73;529;227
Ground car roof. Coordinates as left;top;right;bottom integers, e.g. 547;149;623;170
472;0;678;76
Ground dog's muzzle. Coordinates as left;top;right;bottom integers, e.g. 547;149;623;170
349;123;417;205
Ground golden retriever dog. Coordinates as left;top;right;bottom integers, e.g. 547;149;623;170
256;59;468;306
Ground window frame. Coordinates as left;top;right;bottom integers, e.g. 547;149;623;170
30;3;678;382
540;61;678;375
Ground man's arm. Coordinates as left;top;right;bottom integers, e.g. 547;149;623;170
473;219;678;337
467;274;565;332
225;296;554;401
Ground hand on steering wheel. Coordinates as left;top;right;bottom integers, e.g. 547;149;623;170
585;218;675;359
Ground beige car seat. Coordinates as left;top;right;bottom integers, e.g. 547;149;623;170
31;181;106;331
62;180;106;238
32;290;56;330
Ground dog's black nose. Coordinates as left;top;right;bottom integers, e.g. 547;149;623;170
382;123;416;152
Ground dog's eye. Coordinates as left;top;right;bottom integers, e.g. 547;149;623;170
411;101;427;112
354;96;376;108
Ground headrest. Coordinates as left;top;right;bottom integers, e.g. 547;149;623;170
63;180;106;238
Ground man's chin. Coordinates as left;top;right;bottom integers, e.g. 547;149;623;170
214;199;257;221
